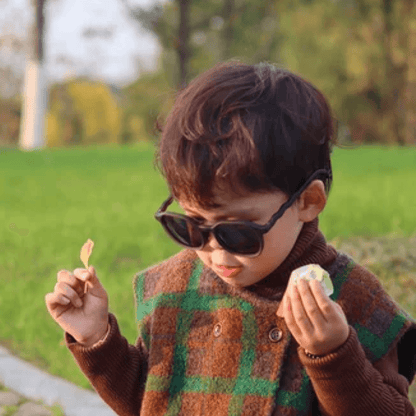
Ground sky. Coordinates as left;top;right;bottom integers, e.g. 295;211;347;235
0;0;169;92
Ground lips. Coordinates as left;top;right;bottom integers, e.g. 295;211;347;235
216;265;243;278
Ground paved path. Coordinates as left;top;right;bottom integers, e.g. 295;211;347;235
0;346;117;416
0;383;63;416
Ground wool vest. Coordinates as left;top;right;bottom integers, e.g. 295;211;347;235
133;249;416;416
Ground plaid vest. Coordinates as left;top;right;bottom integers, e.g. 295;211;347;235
133;249;416;415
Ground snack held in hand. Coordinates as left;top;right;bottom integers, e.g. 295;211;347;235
291;264;334;296
80;239;94;269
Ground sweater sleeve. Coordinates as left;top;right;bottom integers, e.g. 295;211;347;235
64;312;148;416
298;325;415;416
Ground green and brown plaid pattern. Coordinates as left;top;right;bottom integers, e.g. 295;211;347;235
133;250;416;415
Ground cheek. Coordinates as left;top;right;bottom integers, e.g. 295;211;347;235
195;250;210;264
263;217;300;256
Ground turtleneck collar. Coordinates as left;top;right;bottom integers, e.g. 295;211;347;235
247;217;337;299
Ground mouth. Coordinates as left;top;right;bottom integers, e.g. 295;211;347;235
215;265;243;278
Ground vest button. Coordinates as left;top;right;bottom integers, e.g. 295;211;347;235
213;323;222;337
269;327;283;343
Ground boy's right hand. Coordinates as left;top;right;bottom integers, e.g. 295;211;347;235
45;266;109;347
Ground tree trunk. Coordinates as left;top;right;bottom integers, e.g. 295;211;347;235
176;0;191;90
381;0;405;145
221;0;235;61
19;0;47;151
405;6;416;145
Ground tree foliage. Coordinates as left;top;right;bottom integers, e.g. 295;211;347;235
121;0;416;145
4;0;415;148
46;79;122;147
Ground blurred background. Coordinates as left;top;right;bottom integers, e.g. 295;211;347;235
1;0;416;410
1;0;416;150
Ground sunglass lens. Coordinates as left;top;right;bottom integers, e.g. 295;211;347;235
163;216;204;247
216;224;261;255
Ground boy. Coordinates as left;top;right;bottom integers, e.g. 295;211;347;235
45;60;416;415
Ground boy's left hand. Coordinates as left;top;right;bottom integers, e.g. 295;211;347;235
277;277;350;357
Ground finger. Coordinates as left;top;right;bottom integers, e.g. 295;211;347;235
73;267;91;282
45;291;70;309
57;270;84;297
284;293;303;341
55;281;80;301
55;282;83;308
297;278;327;325
290;279;313;331
309;279;334;316
74;265;104;294
73;267;94;294
334;302;348;325
54;281;84;308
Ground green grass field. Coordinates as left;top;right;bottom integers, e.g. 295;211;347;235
1;143;415;401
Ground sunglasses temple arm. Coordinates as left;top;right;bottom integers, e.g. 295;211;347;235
279;169;329;213
156;195;175;217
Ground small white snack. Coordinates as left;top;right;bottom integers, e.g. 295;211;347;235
291;264;334;297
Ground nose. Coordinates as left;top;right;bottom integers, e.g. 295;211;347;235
205;230;222;250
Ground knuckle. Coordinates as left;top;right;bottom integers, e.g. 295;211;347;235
315;330;327;344
312;279;322;291
64;284;76;295
74;269;89;281
307;305;320;315
295;312;308;323
57;282;73;296
57;270;69;280
321;303;332;314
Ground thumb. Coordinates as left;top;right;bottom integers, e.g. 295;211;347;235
84;265;104;292
334;302;348;324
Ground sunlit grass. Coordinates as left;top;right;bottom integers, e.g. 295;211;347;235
1;142;415;399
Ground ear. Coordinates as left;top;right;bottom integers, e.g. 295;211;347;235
296;180;327;222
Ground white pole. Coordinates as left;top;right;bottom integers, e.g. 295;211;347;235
19;58;47;151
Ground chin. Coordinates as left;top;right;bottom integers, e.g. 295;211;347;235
226;279;247;288
223;275;257;288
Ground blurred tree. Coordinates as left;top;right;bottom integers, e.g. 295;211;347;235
0;0;27;91
118;0;257;89
119;0;284;143
120;0;193;89
0;98;21;147
46;78;122;147
380;0;406;145
405;1;416;145
120;0;415;145
0;0;28;146
277;0;415;145
121;69;174;144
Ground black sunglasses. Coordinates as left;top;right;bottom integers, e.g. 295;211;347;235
155;169;330;257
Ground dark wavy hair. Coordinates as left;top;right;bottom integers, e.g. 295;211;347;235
153;59;338;210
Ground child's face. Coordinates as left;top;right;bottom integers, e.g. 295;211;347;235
178;187;304;288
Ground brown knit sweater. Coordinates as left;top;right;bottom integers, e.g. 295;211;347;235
65;218;416;415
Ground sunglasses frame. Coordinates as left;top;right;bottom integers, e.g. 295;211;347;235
154;169;330;257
